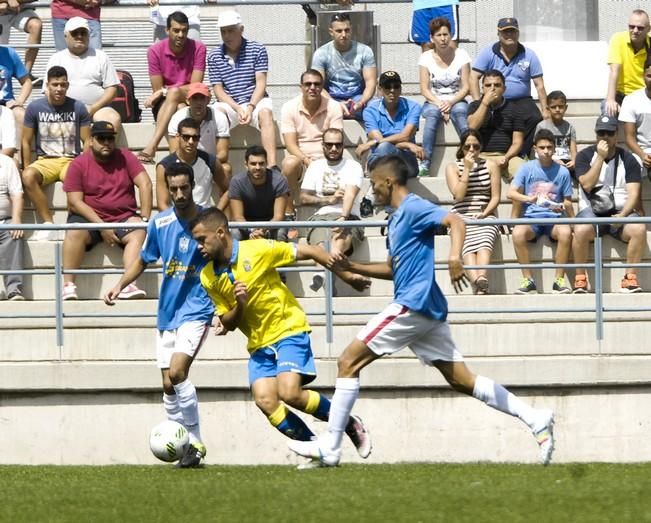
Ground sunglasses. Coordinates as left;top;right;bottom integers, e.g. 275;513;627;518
70;29;89;37
462;143;481;151
180;133;200;142
629;24;647;31
324;142;344;149
95;135;115;143
303;81;322;88
596;130;616;137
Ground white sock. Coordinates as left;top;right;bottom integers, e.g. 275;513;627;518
173;379;202;444
472;375;538;430
326;377;360;451
163;392;184;425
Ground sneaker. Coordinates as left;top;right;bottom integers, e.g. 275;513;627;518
417;161;430;177
572;274;589;294
62;282;78;301
532;409;555;466
345;415;372;459
287;438;341;467
359;197;373;218
310;273;325;292
177;442;207;468
30;74;43;88
118;283;147;299
7;291;24;301
552;277;571;294
33;224;56;242
515;277;537;295
620;273;643;293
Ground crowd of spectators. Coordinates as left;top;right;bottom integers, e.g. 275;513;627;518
0;3;650;301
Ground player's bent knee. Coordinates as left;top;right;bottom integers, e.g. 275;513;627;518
168;366;188;385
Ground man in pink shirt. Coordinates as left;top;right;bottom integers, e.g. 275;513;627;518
280;69;344;219
138;11;206;163
51;0;102;50
61;120;153;301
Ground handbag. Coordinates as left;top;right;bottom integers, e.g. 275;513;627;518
587;184;616;217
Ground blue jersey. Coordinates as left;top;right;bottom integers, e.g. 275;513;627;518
141;207;214;330
387;193;449;320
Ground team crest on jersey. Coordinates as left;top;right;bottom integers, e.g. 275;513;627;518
179;235;190;253
518;60;530;72
243;259;252;272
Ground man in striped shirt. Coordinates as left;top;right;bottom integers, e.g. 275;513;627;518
208;10;278;169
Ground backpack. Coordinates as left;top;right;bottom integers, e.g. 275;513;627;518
110;69;141;123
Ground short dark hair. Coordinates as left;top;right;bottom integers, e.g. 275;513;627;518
164;161;195;188
456;129;484;160
429;16;451;36
370;155;409;186
330;12;350;25
300;69;324;84
482;69;505;85
547;90;567;105
245;145;267;162
322;127;344;143
47;65;68;81
189;206;229;233
534;128;556;145
167;11;189;29
177;117;200;135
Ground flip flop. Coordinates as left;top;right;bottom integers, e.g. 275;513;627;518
136;151;155;164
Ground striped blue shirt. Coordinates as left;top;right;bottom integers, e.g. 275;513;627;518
207;38;268;105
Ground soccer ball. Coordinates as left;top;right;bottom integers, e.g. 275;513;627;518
149;420;189;463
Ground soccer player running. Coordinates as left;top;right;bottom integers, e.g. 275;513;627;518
104;163;213;468
189;207;372;466
288;155;555;467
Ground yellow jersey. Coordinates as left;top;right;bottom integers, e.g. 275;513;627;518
200;239;311;352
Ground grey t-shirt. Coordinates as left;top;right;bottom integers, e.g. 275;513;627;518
534;119;576;161
228;169;289;221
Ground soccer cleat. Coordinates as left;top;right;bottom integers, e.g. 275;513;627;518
620;273;642;294
177;442;206;468
296;458;327;470
573;274;589;294
532;410;555;466
118;283;147;299
288;438;341;467
552;277;571;294
345;415;372;459
62;282;78;301
515;277;537;295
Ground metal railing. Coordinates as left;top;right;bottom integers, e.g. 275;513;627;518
1;215;650;353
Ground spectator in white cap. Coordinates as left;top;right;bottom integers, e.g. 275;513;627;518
51;0;103;51
46;17;121;130
207;10;278;169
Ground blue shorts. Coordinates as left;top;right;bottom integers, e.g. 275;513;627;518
247;332;317;386
530;224;556;241
409;5;458;45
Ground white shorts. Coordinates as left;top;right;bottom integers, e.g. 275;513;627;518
0;9;38;43
357;302;464;365
212;97;273;131
156;321;210;369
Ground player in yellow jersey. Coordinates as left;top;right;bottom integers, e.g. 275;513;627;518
190;207;372;464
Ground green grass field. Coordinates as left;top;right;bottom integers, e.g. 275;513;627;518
2;463;651;522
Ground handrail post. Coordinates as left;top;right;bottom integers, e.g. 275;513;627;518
594;230;604;345
54;241;64;358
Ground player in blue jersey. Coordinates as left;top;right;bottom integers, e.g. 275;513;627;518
104;162;214;468
288;155;555;466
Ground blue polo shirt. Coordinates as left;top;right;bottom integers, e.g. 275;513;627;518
363;97;422;140
472;43;543;100
141;207;214;330
387;193;449;320
207;38;268;105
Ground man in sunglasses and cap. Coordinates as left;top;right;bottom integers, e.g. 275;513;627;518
61;120;152;300
572;115;646;294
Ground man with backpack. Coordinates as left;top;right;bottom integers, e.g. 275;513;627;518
46;16;121;130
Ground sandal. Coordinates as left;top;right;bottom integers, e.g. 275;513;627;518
136;150;156;164
474;276;489;295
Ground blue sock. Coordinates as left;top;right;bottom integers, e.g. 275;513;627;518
304;390;331;422
269;404;315;441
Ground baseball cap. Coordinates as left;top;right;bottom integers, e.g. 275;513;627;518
379;70;402;88
64;17;90;34
497;17;519;30
217;10;243;28
187;83;211;99
91;121;117;136
594;114;618;132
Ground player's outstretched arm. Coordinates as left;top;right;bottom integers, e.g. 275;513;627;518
295;243;371;291
441;212;470;293
328;251;394;281
104;257;147;305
